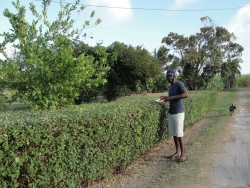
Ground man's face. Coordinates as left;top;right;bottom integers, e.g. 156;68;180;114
166;74;175;83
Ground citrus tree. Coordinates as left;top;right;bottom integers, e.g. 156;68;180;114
0;0;110;109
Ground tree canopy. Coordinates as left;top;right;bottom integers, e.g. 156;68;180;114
104;41;163;101
72;41;117;103
0;0;109;109
162;16;244;91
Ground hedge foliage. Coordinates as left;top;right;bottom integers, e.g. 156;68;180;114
184;91;218;127
0;91;217;187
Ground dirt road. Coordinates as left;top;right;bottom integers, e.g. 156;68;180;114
207;88;250;188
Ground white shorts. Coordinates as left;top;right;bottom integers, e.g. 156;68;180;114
168;112;185;137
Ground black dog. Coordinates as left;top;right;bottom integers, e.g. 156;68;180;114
229;104;236;116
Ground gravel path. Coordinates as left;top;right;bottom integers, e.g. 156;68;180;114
207;88;250;188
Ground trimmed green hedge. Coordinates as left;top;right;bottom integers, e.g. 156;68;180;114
184;91;217;127
0;91;217;187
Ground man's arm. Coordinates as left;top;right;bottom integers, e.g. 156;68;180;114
161;88;188;102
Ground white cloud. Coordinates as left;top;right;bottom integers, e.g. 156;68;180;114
169;0;199;10
226;5;250;74
85;0;133;27
226;5;250;47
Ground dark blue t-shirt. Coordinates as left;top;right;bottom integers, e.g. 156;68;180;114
168;81;185;114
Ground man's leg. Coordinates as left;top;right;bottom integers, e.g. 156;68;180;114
174;136;181;154
178;136;187;161
166;136;181;159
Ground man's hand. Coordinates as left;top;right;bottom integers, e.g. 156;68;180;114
160;96;166;100
159;96;175;102
160;96;175;102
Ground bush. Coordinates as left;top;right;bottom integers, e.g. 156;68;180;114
0;91;217;187
199;76;225;91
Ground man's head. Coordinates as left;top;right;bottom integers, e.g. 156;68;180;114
166;69;175;83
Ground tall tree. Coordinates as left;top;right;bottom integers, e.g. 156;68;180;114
72;41;117;103
0;0;109;109
162;16;243;90
104;42;161;101
221;58;241;91
152;45;173;69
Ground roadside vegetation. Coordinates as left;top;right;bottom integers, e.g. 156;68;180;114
236;74;250;87
200;74;250;91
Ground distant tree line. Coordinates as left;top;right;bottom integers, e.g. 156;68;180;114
0;0;244;109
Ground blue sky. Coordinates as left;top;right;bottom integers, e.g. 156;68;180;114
1;0;250;74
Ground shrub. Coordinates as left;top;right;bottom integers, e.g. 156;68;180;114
0;91;217;187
